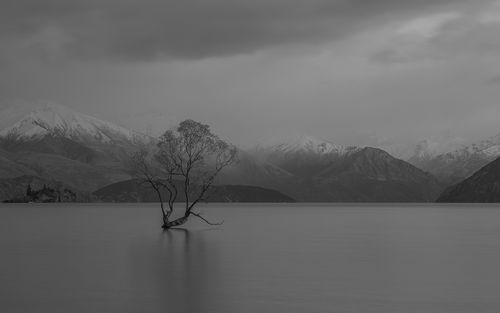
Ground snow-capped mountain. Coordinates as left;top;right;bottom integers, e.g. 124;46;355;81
411;139;448;160
0;102;150;144
0;102;151;193
258;134;360;156
407;137;466;166
253;134;360;179
248;134;442;201
458;133;500;156
218;149;295;187
413;132;500;184
437;133;500;166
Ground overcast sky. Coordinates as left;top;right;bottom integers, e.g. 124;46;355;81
1;0;500;147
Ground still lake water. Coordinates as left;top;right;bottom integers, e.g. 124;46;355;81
1;203;500;313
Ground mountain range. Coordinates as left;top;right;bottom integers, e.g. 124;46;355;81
405;134;500;185
0;101;480;203
0;103;299;202
234;135;442;202
0;102;148;144
437;156;500;202
0;102;149;196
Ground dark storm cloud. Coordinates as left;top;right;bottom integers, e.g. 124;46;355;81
0;0;478;60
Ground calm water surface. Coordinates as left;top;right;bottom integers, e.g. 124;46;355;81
1;203;500;313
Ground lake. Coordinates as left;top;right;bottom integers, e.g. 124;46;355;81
1;203;500;313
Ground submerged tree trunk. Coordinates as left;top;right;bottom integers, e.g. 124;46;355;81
161;209;222;230
162;214;190;229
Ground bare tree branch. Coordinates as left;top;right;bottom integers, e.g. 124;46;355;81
190;211;224;226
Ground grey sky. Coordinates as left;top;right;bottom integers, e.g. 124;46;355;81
1;0;500;148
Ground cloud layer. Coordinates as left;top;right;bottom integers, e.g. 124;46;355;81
1;0;481;60
1;0;500;149
371;1;500;63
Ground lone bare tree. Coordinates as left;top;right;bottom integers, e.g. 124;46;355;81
131;119;237;229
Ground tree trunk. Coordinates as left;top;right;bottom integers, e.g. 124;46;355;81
162;214;190;229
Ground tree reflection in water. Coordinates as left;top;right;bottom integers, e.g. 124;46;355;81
128;228;223;313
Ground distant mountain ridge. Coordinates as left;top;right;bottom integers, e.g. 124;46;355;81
0;103;445;202
407;138;465;164
254;135;360;179
0;102;150;144
94;179;295;203
408;133;500;184
0;102;147;195
437;156;500;202
259;134;360;156
240;135;443;202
